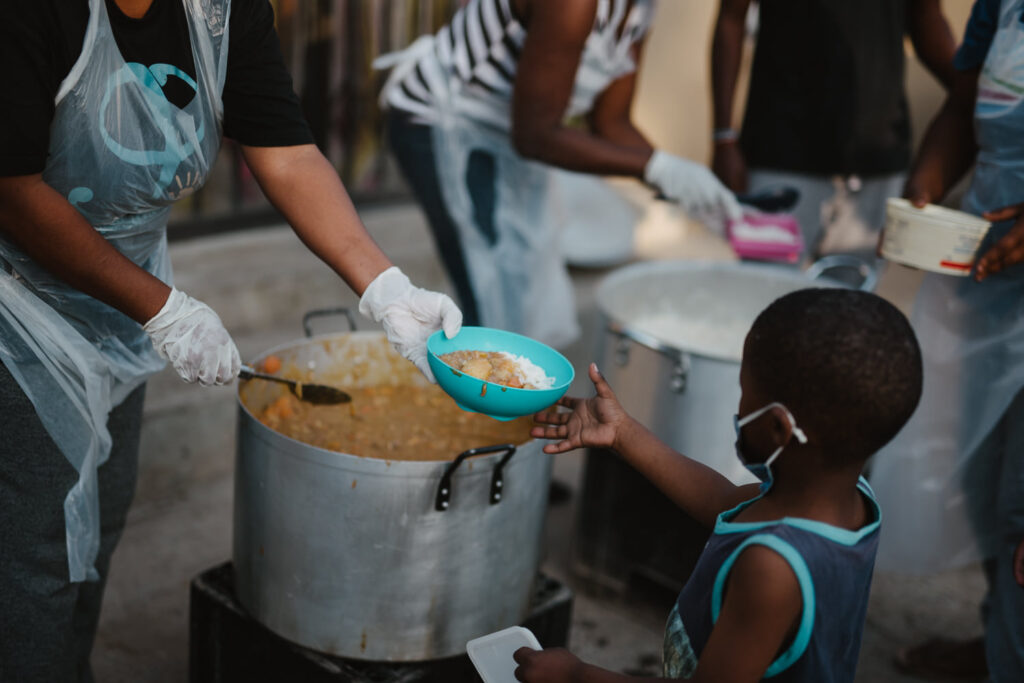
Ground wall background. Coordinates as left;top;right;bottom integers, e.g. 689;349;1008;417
633;0;975;161
169;0;977;235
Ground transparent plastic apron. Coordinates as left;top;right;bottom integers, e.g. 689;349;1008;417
0;0;229;581
873;0;1024;573
376;0;651;348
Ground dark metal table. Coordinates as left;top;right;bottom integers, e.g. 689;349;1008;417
190;562;573;683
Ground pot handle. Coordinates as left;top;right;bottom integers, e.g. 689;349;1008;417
607;323;690;394
302;307;358;338
805;255;878;292
435;444;517;512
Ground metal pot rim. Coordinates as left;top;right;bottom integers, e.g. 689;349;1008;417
237;330;534;474
595;260;845;363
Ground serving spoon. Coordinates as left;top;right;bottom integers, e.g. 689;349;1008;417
239;364;352;405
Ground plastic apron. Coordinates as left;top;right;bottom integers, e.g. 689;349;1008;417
0;0;229;582
377;0;652;349
872;0;1024;574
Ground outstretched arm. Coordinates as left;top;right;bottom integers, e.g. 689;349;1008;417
240;143;461;381
240;143;393;295
533;363;759;528
611;418;759;527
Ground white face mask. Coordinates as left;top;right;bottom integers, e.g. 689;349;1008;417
733;402;808;484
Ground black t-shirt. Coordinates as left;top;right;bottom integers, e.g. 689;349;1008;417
740;0;911;177
1;0;313;176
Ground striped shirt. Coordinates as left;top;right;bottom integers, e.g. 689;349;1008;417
382;0;653;130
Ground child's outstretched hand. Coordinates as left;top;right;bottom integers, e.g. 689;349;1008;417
531;363;628;454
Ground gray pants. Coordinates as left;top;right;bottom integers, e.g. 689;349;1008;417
0;361;145;683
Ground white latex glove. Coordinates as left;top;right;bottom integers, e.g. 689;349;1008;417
358;266;463;382
644;150;743;234
143;288;241;386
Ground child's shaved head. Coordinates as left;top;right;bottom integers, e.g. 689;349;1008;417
743;288;923;465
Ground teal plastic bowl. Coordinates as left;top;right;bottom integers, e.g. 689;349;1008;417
427;327;575;421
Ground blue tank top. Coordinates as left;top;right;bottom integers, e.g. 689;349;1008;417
663;478;881;681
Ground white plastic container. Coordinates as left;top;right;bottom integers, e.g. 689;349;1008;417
881;198;991;276
466;626;542;683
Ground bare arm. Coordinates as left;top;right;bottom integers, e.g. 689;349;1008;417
510;0;652;177
586;43;654;152
513;547;800;683
710;0;750;132
611;417;760;528
513;646;666;683
908;0;957;90
710;0;752;191
686;546;802;682
240;144;392;295
903;67;979;206
533;364;759;528
0;174;170;323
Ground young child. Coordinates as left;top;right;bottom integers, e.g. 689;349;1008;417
513;288;923;683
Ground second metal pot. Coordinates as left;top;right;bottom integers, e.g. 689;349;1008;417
593;258;869;483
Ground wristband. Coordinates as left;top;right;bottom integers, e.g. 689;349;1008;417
712;127;739;144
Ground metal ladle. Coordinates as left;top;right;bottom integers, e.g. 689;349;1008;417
239;364;352;405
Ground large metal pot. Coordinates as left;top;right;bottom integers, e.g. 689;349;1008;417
233;316;552;661
594;256;874;483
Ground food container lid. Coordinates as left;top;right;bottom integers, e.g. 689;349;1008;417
467;626;542;683
885;198;991;236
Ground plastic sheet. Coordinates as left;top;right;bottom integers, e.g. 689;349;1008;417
873;0;1024;574
0;0;228;581
431;118;579;349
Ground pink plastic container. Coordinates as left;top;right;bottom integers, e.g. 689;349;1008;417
727;212;803;263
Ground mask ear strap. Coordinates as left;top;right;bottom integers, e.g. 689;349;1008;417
791;425;808;444
764;444;785;467
736;403;774;428
775;404;808;444
738;402;809;444
770;403;811;446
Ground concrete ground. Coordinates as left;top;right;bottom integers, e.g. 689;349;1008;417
92;201;986;682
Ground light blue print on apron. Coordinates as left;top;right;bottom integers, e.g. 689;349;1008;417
0;0;230;582
99;62;206;199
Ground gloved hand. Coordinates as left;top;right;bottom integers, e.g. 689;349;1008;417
358;266;463;382
644;150;743;234
143;287;241;386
